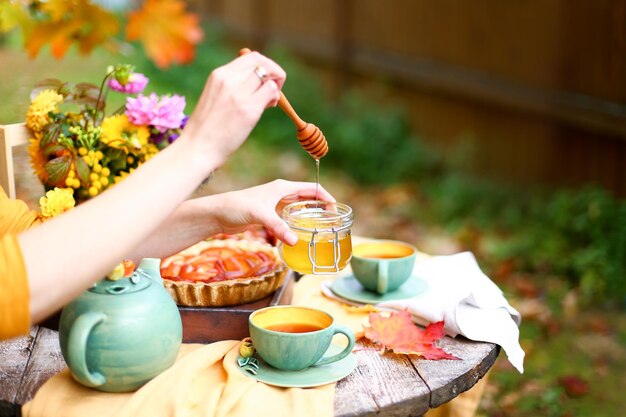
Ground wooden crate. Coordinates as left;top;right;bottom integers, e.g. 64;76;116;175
179;272;295;343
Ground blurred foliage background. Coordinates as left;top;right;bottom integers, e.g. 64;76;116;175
1;2;625;416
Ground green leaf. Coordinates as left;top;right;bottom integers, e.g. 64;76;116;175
40;123;61;149
109;158;126;172
58;82;74;97
60;122;72;138
30;79;64;101
74;156;90;187
42;143;67;158
74;82;100;92
104;148;127;172
69;82;102;108
45;155;71;187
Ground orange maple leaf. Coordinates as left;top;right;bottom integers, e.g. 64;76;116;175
126;0;203;68
363;310;460;360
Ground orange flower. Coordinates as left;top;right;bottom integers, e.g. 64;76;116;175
27;133;48;183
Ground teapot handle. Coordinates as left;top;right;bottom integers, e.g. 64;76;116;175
67;311;107;387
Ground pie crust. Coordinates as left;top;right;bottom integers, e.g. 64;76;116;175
161;239;287;307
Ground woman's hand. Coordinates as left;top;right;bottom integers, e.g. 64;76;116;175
181;51;286;170
207;180;335;246
128;180;336;261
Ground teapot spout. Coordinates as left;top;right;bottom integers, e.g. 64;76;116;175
138;258;163;287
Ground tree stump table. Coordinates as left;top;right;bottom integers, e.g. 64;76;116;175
0;325;498;417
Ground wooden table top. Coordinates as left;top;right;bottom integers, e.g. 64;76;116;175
0;325;498;417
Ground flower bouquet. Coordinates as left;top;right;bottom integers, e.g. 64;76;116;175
26;65;187;218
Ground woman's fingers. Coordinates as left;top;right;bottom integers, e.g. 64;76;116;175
270;183;336;246
236;50;287;89
282;182;336;203
231;51;286;93
215;180;337;246
244;56;284;108
217;52;284;112
264;214;298;246
254;80;281;108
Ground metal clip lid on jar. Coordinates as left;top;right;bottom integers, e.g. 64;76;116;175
280;201;353;275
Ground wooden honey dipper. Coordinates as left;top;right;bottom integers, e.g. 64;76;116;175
239;48;329;159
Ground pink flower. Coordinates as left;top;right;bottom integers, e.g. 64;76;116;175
125;93;186;132
108;73;149;94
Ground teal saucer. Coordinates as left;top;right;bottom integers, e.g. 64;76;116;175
238;344;357;388
330;274;428;304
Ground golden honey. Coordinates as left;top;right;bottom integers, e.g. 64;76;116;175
280;201;353;274
282;231;352;274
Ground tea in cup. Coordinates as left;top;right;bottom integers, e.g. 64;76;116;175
248;306;355;371
280;201;353;275
350;240;417;294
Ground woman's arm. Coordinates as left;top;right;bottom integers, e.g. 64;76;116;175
128;180;336;261
18;52;286;323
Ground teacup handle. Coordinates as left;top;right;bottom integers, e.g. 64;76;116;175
377;260;389;294
67;311;107;387
314;325;355;366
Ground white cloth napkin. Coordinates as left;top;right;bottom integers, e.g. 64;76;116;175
322;251;525;373
378;251;524;373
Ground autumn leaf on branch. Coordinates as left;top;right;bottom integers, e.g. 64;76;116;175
126;0;203;68
24;0;119;59
363;310;460;360
1;1;203;68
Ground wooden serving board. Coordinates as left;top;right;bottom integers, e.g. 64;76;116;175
179;272;295;343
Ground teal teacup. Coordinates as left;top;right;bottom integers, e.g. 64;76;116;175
249;306;355;371
350;240;417;294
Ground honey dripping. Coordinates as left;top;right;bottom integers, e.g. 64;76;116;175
315;158;320;206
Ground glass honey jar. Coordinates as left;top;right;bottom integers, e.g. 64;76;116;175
280;201;353;274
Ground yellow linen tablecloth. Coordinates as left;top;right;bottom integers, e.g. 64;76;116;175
22;340;334;417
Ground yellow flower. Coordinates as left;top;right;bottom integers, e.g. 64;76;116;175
27;133;48;183
26;90;63;132
145;143;159;158
39;187;75;219
101;114;149;153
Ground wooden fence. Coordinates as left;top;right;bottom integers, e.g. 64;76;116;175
192;0;626;196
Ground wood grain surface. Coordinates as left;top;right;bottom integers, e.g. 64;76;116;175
13;328;66;407
0;308;498;417
0;328;37;417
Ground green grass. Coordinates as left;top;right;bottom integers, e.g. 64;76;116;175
485;313;626;417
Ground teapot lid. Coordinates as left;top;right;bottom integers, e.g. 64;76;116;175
89;270;151;295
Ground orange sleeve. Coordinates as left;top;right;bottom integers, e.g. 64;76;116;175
0;234;31;339
0;186;41;340
0;187;41;233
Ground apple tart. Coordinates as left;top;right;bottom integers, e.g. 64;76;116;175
160;239;287;307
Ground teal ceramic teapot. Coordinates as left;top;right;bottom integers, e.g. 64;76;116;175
59;258;182;392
